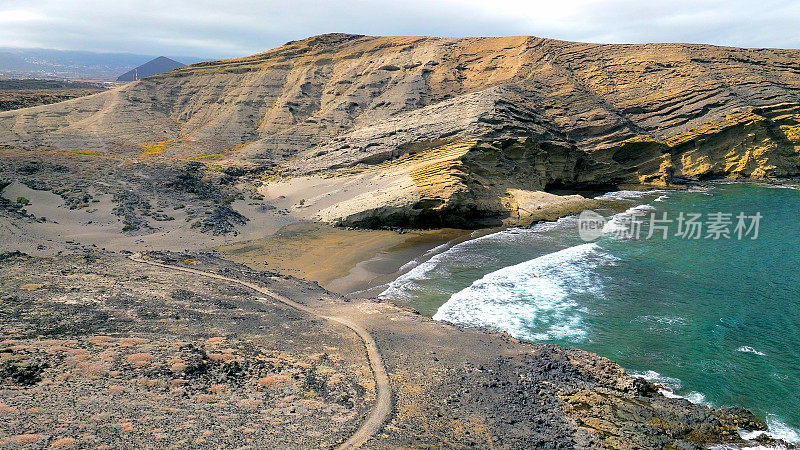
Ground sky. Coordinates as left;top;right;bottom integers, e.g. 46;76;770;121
0;0;798;59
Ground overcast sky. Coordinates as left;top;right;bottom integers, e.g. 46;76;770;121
0;0;798;59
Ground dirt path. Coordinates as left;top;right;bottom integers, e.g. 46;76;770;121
128;254;392;449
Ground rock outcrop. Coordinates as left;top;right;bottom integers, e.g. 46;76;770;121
2;33;799;226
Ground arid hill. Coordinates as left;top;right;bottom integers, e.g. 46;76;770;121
2;33;799;227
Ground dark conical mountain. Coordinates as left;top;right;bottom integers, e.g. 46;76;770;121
116;56;184;82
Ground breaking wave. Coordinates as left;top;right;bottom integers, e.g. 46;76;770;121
737;346;767;356
595;189;662;200
379;217;578;301
432;242;616;342
629;369;710;405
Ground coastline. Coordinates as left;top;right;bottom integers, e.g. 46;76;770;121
217;187;658;296
2;250;780;449
3;183;797;447
217;188;636;296
216;221;471;294
363;181;800;446
3;27;800;448
212;216;800;449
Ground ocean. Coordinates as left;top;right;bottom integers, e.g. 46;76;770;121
380;182;800;443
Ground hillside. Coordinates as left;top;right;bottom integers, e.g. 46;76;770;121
1;34;799;449
1;33;799;227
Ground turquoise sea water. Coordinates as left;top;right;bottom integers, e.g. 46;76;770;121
380;183;800;442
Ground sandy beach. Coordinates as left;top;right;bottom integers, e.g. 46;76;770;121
217;222;471;294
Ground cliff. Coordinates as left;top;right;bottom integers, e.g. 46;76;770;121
1;33;799;226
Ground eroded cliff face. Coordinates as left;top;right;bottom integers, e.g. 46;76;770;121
2;33;799;227
587;103;800;185
262;139;601;228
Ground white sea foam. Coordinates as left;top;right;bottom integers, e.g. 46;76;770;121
765;416;800;444
528;215;577;232
659;388;709;405
629;369;682;390
712;444;791;450
396;259;420;273
633;204;656;212
595;190;662;200
737;429;767;441
755;182;800;190
680;391;709;405
737;346;767;356
654;194;669;202
379;219;578;301
378;252;449;300
688;185;713;195
600;204;656;237
735;415;800;446
391;242;459;283
629;370;710;405
423;242;452;257
432;242;616;342
632;371;800;446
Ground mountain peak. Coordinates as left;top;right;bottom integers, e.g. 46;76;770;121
117;56;185;82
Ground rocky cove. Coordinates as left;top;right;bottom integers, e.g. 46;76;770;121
1;32;800;448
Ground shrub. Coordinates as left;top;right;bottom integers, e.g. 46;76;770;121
141;140;172;155
58;150;101;156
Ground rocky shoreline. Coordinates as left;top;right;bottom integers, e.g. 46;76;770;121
1;250;794;449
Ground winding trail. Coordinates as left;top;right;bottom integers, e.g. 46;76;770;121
128;254;392;449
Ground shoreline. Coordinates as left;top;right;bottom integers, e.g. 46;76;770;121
215;221;472;294
216;186;661;296
215;192;620;296
3;182;796;447
2;250;780;448
370;182;800;445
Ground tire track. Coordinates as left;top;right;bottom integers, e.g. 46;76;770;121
129;254;391;449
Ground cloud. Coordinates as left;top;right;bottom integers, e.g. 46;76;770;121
0;9;47;24
0;0;797;59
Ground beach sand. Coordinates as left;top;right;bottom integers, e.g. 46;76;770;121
216;222;469;294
